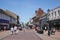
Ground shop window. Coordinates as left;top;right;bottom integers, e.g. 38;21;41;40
52;13;53;17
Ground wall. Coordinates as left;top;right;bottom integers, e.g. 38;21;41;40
48;7;60;20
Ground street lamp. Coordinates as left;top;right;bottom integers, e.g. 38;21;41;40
47;9;51;36
46;18;50;36
48;21;51;36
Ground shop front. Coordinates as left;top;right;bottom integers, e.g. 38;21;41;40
0;19;9;30
48;19;60;31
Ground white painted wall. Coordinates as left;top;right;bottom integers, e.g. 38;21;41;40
48;7;60;20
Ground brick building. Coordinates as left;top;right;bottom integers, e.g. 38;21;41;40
32;8;44;25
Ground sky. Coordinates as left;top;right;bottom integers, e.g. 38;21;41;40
0;0;60;23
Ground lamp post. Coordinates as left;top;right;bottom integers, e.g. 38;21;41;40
47;9;51;36
48;21;51;36
47;19;50;36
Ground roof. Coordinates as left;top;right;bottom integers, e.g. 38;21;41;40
4;10;18;19
32;16;36;19
49;6;60;12
0;9;18;19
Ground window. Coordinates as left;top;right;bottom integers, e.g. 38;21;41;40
48;14;50;16
55;11;56;17
58;10;60;15
52;13;53;17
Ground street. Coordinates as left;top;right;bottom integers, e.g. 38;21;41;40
2;29;42;40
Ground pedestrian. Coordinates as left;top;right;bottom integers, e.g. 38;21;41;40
10;27;14;35
45;27;47;31
4;26;6;31
14;26;18;35
34;25;37;31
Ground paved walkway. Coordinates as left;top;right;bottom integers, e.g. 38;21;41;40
33;29;60;40
2;29;42;40
0;30;11;40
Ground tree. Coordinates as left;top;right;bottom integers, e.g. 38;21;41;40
25;22;29;26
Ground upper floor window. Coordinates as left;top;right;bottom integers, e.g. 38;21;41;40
48;14;50;17
55;11;56;17
58;10;60;16
52;13;53;17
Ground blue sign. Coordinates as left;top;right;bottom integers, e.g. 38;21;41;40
0;19;9;23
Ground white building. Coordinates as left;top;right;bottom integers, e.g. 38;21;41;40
47;6;60;30
48;6;60;20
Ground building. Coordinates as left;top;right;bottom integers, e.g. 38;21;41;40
0;9;19;30
39;13;48;30
36;8;44;18
47;6;60;31
31;8;44;25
